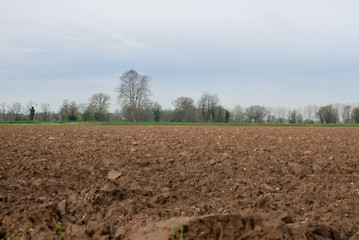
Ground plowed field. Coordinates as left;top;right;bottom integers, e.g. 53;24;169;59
1;125;359;239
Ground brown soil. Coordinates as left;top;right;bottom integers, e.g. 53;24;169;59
1;125;359;239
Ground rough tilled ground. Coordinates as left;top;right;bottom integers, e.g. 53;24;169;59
1;125;359;240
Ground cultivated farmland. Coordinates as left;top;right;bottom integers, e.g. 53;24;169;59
1;125;359;239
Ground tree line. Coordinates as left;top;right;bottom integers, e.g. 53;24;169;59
1;69;359;124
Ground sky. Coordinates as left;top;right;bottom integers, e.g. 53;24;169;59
1;0;359;112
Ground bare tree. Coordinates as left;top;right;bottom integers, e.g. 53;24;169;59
78;103;89;115
266;114;277;123
0;102;8;121
231;105;245;123
90;93;111;114
245;105;267;123
172;97;196;122
59;100;79;121
11;102;22;114
81;103;95;121
89;93;111;121
137;101;154;122
116;69;151;123
264;106;279;123
59;100;70;121
351;107;359;124
197;92;219;122
11;102;23;121
40;103;50;122
272;106;288;123
342;105;352;124
303;104;319;122
288;109;303;124
297;112;303;123
68;101;79;121
316;105;338;124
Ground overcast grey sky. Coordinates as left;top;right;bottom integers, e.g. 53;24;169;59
1;0;358;111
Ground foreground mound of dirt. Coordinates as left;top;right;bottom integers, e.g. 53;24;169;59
1;125;359;239
116;214;340;240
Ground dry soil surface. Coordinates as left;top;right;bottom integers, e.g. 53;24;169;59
1;125;359;239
